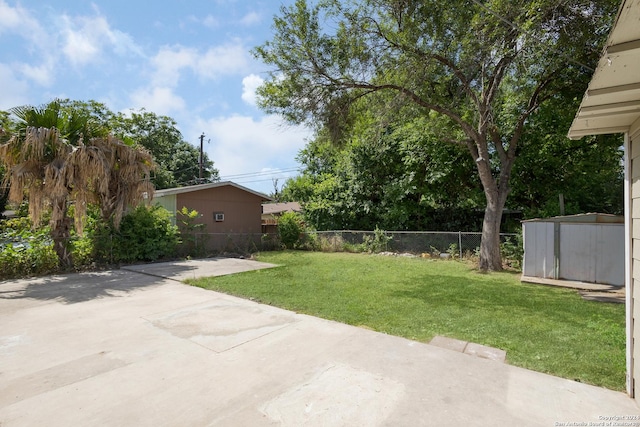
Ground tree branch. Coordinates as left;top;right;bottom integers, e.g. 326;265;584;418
344;80;481;142
364;16;481;110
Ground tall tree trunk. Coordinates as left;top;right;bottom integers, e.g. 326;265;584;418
479;189;506;271
51;199;73;269
472;139;513;272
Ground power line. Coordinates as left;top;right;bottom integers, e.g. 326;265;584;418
219;167;301;180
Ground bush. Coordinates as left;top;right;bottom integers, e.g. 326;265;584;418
501;232;524;269
176;206;207;257
278;211;304;249
0;217;58;279
361;227;392;253
94;205;179;264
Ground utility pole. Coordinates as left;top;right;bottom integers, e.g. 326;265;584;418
199;132;205;182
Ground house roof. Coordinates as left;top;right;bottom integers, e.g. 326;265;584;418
154;181;272;201
262;202;302;215
568;0;640;139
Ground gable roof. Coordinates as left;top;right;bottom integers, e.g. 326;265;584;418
568;0;640;139
154;181;272;201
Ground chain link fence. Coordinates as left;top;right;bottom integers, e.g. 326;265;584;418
307;230;519;259
1;227;522;280
89;232;281;263
191;233;280;255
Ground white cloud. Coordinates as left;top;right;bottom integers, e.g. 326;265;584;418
0;0;41;39
150;42;250;86
130;86;186;116
151;46;198;86
60;13;142;67
202;15;220;28
198;43;250;79
241;74;264;106
0;0;54;87
0;64;30;109
191;114;311;192
18;61;55;86
240;11;261;26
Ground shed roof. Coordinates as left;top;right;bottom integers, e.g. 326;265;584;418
568;0;640;139
154;181;272;201
522;213;624;224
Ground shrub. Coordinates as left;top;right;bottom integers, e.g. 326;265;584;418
176;206;207;257
278;211;304;249
94;205;179;264
501;232;524;269
0;217;58;279
361;227;392;253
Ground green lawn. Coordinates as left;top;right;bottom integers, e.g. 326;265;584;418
187;251;626;391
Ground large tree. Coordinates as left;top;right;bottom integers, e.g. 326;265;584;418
255;0;617;270
284;114;483;231
58;100;219;189
0;101;154;267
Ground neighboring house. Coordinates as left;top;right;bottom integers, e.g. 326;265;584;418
568;0;640;400
153;181;271;234
261;202;302;233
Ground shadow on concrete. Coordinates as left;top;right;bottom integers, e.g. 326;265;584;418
0;267;179;305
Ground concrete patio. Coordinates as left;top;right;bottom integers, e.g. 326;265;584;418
0;258;637;426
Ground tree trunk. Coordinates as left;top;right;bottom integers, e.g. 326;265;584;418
51;199;73;269
479;189;506;271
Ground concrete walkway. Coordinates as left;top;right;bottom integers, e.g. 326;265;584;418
0;258;637;426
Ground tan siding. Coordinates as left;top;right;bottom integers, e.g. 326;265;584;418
631;139;640;160
634;220;640;240
634;238;640;260
175;185;264;233
633;178;640;199
633;129;640;399
634;259;640;280
634;198;640;215
632;137;640;160
631;116;640;141
634;159;640;179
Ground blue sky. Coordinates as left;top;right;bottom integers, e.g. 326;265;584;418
0;0;312;194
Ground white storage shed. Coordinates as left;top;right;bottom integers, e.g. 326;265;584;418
522;213;624;286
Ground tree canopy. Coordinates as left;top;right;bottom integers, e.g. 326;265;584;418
255;0;618;270
56;100;220;189
0;101;154;267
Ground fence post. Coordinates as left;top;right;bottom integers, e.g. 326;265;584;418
458;231;463;259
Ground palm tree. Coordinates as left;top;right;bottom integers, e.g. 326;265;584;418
0;100;155;268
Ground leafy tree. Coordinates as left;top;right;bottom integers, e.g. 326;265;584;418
255;0;617;270
57;100;219;189
509;90;623;218
284;115;484;231
0;100;154;267
110;109;219;188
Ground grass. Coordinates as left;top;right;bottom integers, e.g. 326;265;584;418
187;251;626;391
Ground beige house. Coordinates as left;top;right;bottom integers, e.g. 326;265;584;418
568;0;640;399
153;181;271;234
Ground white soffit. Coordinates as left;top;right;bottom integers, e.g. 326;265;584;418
568;0;640;139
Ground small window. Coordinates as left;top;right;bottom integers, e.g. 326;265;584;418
214;212;225;222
